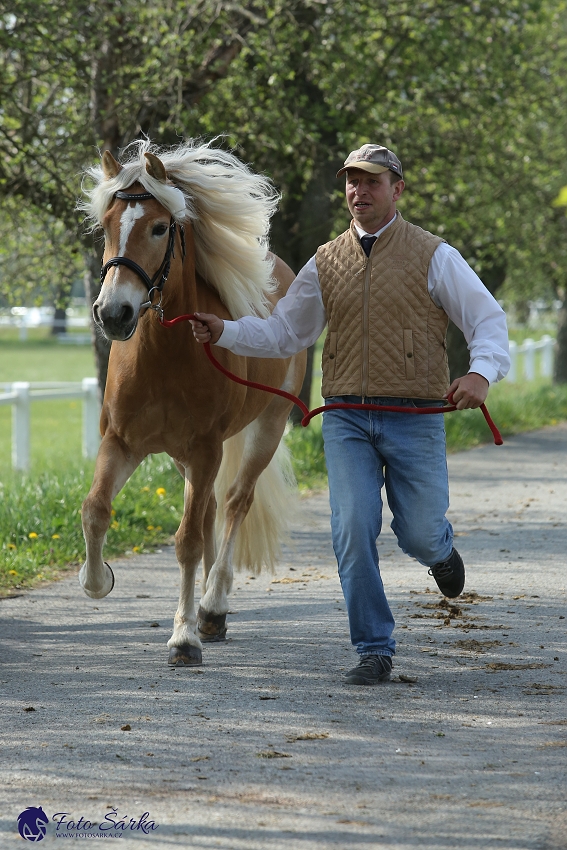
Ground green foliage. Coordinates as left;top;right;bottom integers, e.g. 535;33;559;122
0;199;84;308
285;420;327;492
2;0;567;304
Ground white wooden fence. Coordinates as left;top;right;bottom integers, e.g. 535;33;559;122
0;379;100;471
507;335;556;382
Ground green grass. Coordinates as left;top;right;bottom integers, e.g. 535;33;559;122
2;332;567;594
0;334;96;472
0;455;184;595
0;332;95;381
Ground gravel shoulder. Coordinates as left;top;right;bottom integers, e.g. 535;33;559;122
1;425;566;849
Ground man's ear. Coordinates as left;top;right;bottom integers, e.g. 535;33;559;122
393;180;405;201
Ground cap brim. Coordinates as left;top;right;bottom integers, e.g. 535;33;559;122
336;162;390;178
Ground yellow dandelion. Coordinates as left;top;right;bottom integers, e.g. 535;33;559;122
132;546;141;553
52;534;60;539
111;509;116;516
8;543;16;550
28;532;38;539
147;525;155;531
9;569;18;575
156;487;166;497
141;486;150;493
155;526;162;532
37;574;44;580
111;521;120;530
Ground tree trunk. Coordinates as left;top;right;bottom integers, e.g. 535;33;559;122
554;300;567;383
51;306;67;336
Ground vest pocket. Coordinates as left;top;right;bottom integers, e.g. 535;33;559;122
403;329;415;380
328;331;338;380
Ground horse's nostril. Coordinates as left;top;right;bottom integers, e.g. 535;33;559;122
119;304;134;325
93;304;101;324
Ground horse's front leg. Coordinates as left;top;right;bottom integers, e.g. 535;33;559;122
167;443;222;667
79;432;142;599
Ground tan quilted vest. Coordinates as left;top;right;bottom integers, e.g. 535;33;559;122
316;214;449;399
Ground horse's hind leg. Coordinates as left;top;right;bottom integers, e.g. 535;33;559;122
202;490;217;591
198;395;292;641
79;432;142;599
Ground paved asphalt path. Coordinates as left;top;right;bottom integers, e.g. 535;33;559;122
1;425;566;849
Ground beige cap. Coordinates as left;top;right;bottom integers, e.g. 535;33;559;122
336;144;403;179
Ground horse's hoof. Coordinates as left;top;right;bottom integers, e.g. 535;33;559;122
79;562;115;599
168;644;203;667
197;606;227;642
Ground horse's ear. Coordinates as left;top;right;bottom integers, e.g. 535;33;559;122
101;150;123;179
145;152;167;183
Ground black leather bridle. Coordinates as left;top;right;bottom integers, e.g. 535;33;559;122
100;190;186;311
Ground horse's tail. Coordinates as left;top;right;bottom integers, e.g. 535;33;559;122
214;427;296;574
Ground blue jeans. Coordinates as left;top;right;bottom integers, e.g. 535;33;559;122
322;397;454;658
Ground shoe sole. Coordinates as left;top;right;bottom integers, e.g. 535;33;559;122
344;672;391;686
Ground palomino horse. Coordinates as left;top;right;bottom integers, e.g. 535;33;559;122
78;140;306;666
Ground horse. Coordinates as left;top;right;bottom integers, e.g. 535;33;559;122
77;140;306;666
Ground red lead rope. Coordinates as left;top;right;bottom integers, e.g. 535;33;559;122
160;313;503;445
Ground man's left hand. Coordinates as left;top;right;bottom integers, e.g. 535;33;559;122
445;372;489;410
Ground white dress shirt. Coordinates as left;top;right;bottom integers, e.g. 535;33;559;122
217;214;510;385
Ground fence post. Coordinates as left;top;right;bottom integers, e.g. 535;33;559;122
508;340;517;382
523;339;536;380
82;378;100;460
540;335;555;378
12;382;30;471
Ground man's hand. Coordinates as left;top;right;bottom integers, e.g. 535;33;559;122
190;312;225;344
445;372;489;410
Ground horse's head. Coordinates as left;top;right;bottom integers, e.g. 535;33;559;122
93;151;186;341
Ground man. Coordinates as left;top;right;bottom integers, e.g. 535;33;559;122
190;144;510;686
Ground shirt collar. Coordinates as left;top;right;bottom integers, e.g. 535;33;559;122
354;211;398;240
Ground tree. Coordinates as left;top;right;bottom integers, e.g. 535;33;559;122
0;199;83;312
0;0;286;394
191;0;567;385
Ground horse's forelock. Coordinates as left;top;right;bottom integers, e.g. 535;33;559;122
79;139;279;319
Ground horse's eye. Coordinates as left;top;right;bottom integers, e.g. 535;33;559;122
152;224;168;237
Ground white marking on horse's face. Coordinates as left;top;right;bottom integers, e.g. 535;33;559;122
94;202;149;339
119;203;145;256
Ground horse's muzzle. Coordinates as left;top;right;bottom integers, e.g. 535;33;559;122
93;302;137;341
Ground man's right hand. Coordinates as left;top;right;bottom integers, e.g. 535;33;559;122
190;312;225;344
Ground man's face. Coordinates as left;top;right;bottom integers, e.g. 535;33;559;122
345;169;404;233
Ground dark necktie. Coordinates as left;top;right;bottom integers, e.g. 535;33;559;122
360;235;377;257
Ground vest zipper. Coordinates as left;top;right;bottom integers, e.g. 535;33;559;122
361;256;371;396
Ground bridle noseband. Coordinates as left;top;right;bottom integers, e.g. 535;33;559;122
100;190;186;313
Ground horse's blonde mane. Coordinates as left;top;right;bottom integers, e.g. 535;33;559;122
80;139;280;319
